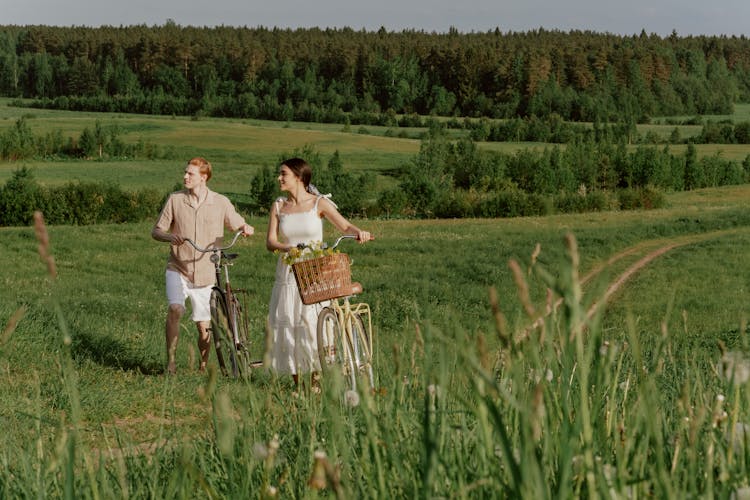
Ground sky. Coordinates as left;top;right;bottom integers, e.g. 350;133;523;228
2;0;748;38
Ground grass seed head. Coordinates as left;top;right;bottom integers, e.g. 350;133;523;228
33;211;57;279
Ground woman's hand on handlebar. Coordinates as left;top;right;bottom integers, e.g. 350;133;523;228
355;230;374;243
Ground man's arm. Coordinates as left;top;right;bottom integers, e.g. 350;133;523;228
152;226;185;245
152;194;184;244
223;197;254;236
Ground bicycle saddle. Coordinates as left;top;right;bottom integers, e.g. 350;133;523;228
349;282;363;296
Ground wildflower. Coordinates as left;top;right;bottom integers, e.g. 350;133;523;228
712;394;728;428
280;241;336;266
307;449;343;495
308;450;328;489
426;384;441;412
215;392;235;456
254;434;280;465
529;368;554;384
727;422;750;455
600;341;610;356
345;390;360;407
718;351;750;385
531;383;545;441
253;442;269;460
269;434;280;454
602;463;616;483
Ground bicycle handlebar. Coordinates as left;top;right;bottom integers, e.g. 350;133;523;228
296;234;358;251
331;234;358;249
184;231;244;254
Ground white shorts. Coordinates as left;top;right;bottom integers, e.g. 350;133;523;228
165;269;213;322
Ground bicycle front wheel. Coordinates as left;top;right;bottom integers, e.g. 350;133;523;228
210;289;238;378
349;313;374;389
229;292;252;378
316;307;355;391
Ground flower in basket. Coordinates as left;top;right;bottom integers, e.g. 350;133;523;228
277;241;338;266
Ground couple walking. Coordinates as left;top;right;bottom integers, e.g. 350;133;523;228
151;157;373;384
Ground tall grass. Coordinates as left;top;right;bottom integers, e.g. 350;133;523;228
2;207;750;497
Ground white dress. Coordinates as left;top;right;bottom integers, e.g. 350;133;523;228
267;196;327;375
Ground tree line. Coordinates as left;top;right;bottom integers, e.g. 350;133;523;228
1;23;749;124
248;124;750;219
2;123;748;225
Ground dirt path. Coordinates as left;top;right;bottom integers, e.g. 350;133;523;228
517;227;746;340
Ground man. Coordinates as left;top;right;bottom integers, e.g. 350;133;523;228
152;157;254;374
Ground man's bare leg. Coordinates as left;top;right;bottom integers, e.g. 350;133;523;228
197;320;211;372
166;304;185;374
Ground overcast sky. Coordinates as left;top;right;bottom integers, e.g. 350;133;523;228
2;0;748;37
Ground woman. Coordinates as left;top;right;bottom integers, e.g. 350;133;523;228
265;158;373;389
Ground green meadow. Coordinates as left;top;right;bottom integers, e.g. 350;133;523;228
4;99;750;192
1;101;750;496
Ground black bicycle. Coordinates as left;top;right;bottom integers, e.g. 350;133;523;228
185;231;258;378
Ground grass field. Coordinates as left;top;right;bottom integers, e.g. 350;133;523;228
1;182;749;495
2;102;750;496
3;99;750;193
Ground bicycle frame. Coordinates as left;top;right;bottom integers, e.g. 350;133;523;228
185;231;254;375
302;234;375;389
186;232;242;324
186;231;242;287
332;298;372;363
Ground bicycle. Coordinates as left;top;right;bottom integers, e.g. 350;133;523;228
185;231;258;378
292;235;374;391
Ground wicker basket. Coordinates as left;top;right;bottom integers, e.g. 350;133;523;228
292;253;352;305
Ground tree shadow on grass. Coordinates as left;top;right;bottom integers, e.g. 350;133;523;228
72;329;163;375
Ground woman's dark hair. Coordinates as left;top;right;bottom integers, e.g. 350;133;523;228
281;158;312;188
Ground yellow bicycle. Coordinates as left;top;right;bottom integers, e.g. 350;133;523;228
293;235;374;391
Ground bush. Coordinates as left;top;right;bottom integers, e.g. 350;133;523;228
433;190;476;218
374;188;409;218
476;189;551;218
0;118;36;161
247;165;279;215
0;170;165;227
0;167;43;225
555;190;615;214
312;151;375;218
718;161;748;186
617;186;666;210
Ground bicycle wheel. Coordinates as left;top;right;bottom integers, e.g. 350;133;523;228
228;292;252;378
316;307;356;391
210;289;238;378
349;313;375;389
